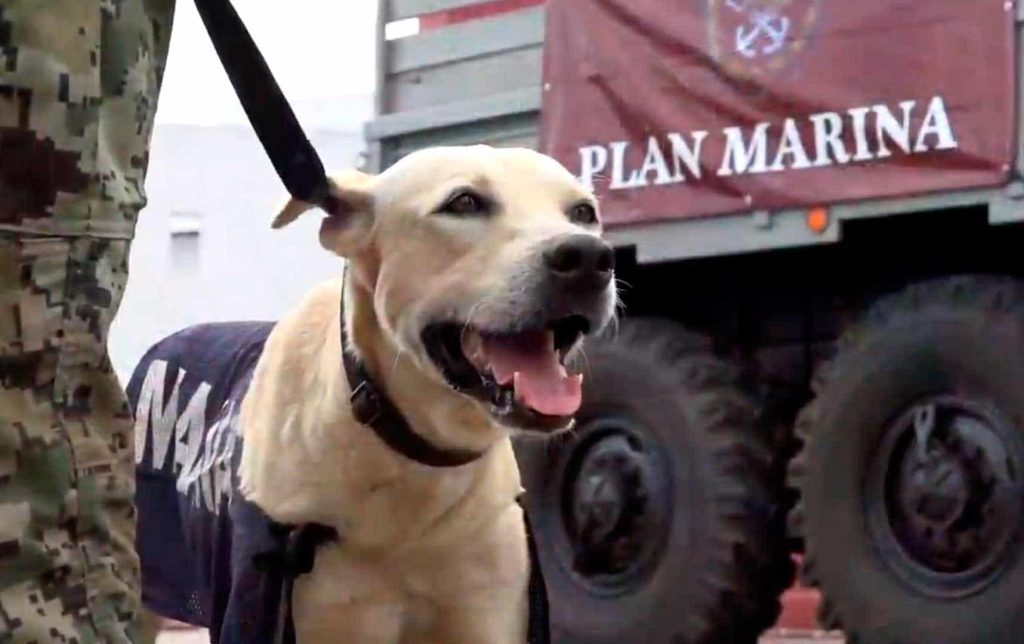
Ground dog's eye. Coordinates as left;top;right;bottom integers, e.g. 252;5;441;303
569;203;599;226
441;191;488;217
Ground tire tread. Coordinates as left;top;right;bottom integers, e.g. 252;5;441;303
600;318;794;643
788;275;1024;639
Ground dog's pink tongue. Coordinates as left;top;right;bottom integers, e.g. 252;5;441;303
483;331;583;417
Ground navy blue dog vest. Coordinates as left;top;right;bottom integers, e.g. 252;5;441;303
128;321;549;643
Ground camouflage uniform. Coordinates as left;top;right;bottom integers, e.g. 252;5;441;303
0;1;175;641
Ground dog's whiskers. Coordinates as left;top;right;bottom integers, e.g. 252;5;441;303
577;346;593;381
607;314;623;343
390;349;405;375
460;299;490;344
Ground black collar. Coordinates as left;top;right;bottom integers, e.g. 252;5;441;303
340;291;484;468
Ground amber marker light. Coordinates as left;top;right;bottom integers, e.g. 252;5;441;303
806;207;829;235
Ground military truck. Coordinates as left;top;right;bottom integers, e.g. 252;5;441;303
364;1;1024;642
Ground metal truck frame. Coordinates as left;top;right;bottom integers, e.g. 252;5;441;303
364;2;1024;643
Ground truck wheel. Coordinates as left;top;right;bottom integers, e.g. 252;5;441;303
789;276;1024;643
515;318;793;643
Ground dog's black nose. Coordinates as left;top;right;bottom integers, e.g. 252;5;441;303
543;234;615;291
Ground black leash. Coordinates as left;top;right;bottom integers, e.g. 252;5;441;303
193;0;482;468
192;0;338;213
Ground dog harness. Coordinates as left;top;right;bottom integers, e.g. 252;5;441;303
130;318;550;643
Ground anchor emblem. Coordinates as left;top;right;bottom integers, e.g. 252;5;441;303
735;10;790;59
708;0;821;80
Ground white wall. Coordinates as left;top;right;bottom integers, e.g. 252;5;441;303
108;122;366;384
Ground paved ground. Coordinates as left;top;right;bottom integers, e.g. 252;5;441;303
156;626;845;643
155;629;207;644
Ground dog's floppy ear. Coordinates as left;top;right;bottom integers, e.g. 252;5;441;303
271;169;375;230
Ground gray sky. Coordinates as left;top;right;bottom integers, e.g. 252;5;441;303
156;1;378;129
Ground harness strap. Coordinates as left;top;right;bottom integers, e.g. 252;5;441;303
252;521;338;644
192;0;336;211
252;501;549;644
522;497;551;644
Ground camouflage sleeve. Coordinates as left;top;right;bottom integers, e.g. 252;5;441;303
0;1;175;642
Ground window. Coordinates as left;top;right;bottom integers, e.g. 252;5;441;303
169;211;202;272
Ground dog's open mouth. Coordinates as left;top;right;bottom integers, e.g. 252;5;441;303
422;316;591;431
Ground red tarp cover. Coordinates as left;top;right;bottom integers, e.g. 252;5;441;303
539;0;1016;227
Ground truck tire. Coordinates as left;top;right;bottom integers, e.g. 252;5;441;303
515;318;793;643
789;276;1024;643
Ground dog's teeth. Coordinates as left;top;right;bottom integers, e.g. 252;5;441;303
491;387;515;414
480;370;495;388
461;328;488;370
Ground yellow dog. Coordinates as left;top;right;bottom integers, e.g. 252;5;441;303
238;145;616;642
